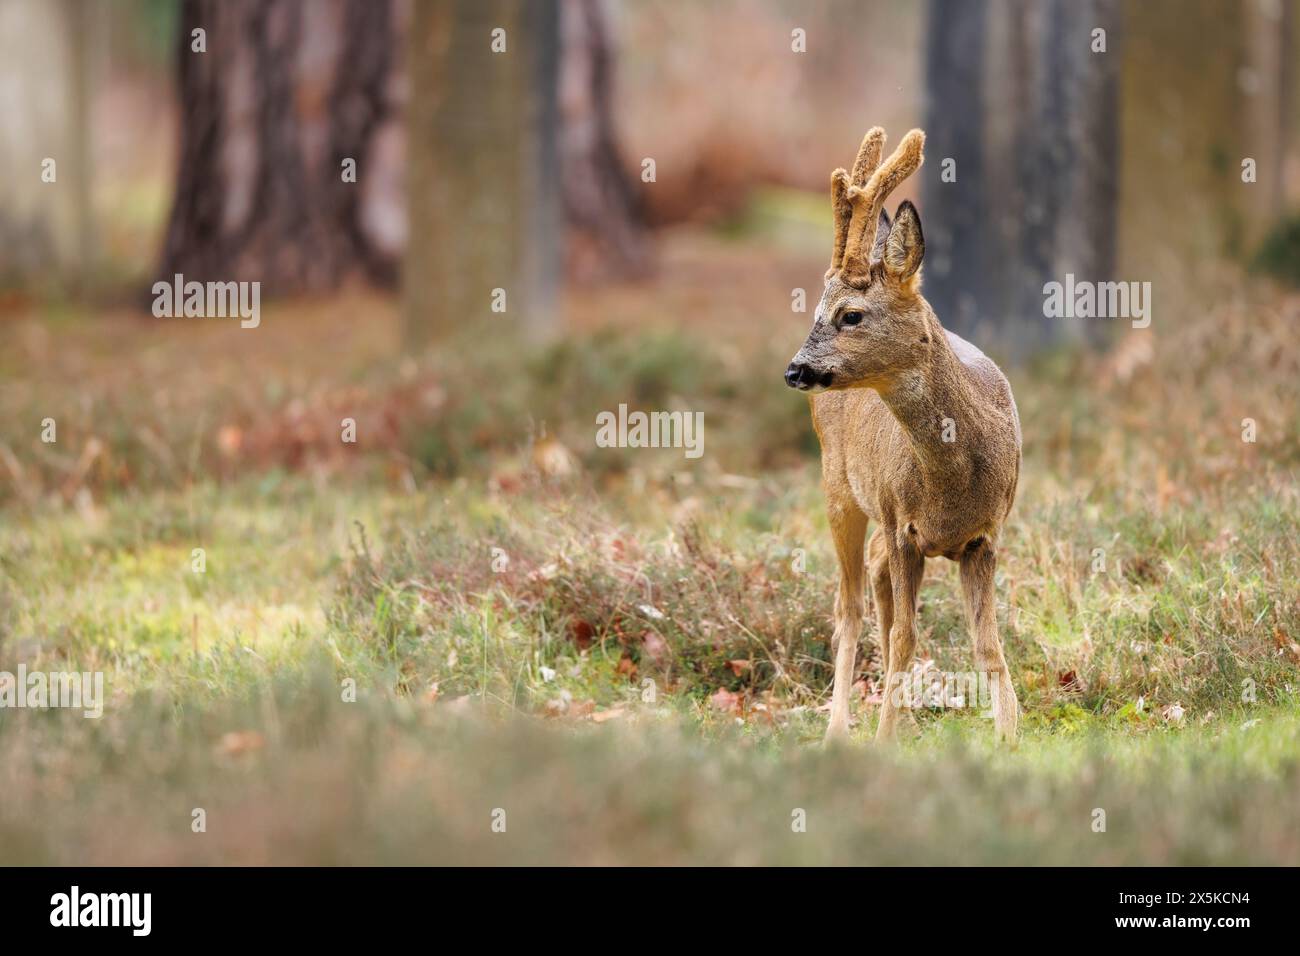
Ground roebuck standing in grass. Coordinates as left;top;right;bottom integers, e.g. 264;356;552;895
785;127;1021;743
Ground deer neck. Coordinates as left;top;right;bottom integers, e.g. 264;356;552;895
874;317;981;480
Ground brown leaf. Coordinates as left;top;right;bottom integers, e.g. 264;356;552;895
570;619;595;650
710;687;742;715
489;469;525;494
726;659;751;677
852;678;881;705
1272;627;1300;664
616;655;638;680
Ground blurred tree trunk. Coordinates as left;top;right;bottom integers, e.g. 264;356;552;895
999;0;1121;356
1241;0;1292;247
0;0;95;292
559;0;650;282
1046;0;1121;334
922;0;988;339
160;0;399;294
406;0;562;343
325;0;401;285
162;0;644;318
926;0;1121;358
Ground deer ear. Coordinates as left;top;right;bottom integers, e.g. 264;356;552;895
871;208;891;262
884;200;924;279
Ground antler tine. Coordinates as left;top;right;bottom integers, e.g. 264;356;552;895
827;128;887;278
850;127;886;188
841;128;925;284
826;168;852;278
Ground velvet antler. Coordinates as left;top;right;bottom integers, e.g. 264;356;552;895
827;127;886;279
837;128;925;287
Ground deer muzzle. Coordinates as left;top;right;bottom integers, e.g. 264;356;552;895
785;360;833;391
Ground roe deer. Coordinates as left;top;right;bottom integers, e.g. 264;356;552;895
784;127;1021;743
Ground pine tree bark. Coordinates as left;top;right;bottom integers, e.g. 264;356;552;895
925;0;1122;358
161;0;646;314
559;0;650;282
159;0;399;294
922;0;989;339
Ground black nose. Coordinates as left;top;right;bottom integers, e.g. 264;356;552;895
786;362;830;389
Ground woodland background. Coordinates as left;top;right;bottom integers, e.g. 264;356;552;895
0;0;1298;865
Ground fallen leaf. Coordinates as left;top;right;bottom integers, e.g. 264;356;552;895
570;620;595;650
852;679;883;705
1273;627;1300;664
710;687;742;715
726;659;751;677
489;469;524;494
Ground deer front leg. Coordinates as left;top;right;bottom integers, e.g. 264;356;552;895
875;532;924;741
959;537;1019;742
824;500;867;742
867;528;893;680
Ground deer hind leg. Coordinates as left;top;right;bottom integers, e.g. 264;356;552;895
824;499;867;742
866;528;893;682
875;532;924;741
959;537;1019;742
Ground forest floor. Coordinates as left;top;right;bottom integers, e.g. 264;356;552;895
1;230;1298;864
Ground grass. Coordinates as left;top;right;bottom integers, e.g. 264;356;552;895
3;673;1299;865
1;233;1298;864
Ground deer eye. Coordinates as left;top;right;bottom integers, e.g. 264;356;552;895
840;310;865;327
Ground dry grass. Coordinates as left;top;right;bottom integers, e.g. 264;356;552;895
1;230;1298;864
